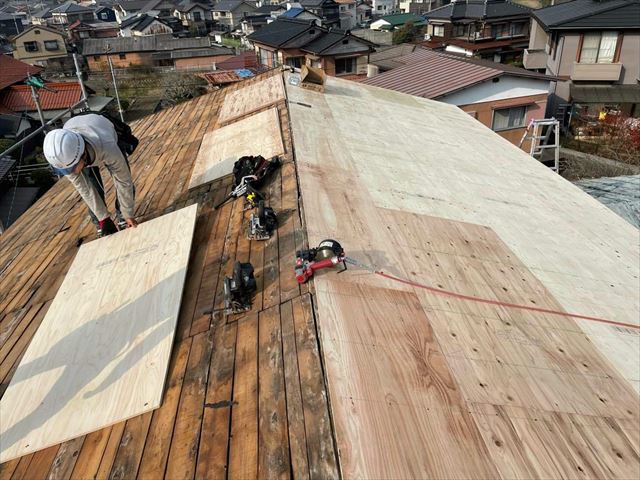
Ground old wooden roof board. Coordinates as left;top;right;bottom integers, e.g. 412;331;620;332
286;73;640;478
0;70;338;479
0;205;198;463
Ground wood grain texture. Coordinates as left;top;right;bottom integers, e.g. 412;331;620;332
188;107;285;190
217;75;285;125
0;72;337;478
0;205;198;463
287;74;640;478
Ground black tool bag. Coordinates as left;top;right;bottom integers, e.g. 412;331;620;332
232;155;281;187
101;112;139;156
71;111;139;156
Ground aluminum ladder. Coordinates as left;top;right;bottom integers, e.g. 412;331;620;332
518;118;560;172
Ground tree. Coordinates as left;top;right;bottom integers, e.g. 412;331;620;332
392;21;420;44
162;73;207;104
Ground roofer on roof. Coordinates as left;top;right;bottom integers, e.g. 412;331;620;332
43;114;137;237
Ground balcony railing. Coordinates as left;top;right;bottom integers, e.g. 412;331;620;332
571;62;622;81
523;48;547;70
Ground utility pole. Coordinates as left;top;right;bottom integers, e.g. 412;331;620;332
72;53;89;109
106;45;125;122
26;74;46;127
29;85;46;127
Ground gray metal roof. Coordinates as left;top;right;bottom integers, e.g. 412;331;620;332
533;0;639;30
83;34;221;55
574;175;640;228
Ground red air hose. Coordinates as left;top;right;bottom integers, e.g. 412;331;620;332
342;257;640;331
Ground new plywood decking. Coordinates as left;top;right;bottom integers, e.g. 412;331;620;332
217;75;285;124
189;107;285;189
0;205;198;463
287;75;640;478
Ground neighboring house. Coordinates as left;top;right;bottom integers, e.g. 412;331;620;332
279;7;322;22
82;34;234;70
0;13;23;37
0;82;112;121
50;2;96;26
212;1;258;31
423;0;532;62
355;1;372;24
0;54;43;92
68;20;120;43
524;0;640;119
371;0;396;17
336;0;356;30
370;12;426;30
119;14;173;36
364;47;554;149
12;26;68;67
174;1;211;24
398;0;449;16
298;0;340;26
247;17;375;77
113;0;149;22
95;6;117;22
31;8;54;26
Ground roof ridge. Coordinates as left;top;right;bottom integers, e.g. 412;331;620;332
534;0;630;28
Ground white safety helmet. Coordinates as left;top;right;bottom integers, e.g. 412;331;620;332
43;129;85;175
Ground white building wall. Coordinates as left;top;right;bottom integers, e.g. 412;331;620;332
438;76;551;106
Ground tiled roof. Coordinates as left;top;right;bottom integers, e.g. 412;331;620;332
51;2;94;14
533;0;640;30
247;18;315;47
426;0;531;20
362;47;551;99
0;55;43;91
212;0;255;12
0;82;90;111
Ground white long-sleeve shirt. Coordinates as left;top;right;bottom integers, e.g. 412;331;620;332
64;114;135;221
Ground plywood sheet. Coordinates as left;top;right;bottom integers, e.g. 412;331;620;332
0;205;198;463
286;75;640;478
217;75;285;124
189;107;284;189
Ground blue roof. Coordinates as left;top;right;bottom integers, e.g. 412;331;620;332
280;7;304;18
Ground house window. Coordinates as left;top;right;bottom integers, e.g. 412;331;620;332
44;40;58;51
377;5;382;10
491;23;509;38
219;11;227;17
193;11;202;21
453;24;467;37
433;24;444;37
34;29;40;34
335;57;356;75
511;22;526;36
24;41;38;52
580;32;618;64
119;53;126;60
94;55;101;61
492;106;527;131
258;47;276;67
101;13;108;19
286;56;304;68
